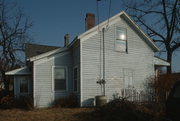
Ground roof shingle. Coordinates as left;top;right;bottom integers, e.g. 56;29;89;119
25;43;60;59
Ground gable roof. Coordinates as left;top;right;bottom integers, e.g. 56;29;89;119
25;43;60;59
29;11;159;62
78;11;159;52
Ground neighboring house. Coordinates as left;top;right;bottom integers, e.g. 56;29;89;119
6;11;170;108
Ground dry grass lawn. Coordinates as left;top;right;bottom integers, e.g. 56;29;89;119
0;108;98;121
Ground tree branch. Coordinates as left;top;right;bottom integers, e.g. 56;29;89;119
133;15;166;41
162;0;170;35
171;42;180;52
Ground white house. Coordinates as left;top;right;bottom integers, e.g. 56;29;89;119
6;11;170;107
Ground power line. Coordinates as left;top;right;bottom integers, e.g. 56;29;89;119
106;0;111;28
96;0;100;32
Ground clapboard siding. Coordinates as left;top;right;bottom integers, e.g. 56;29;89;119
34;51;73;107
81;18;154;106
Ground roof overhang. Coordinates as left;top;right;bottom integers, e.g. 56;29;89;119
154;56;170;66
5;66;32;75
28;47;68;62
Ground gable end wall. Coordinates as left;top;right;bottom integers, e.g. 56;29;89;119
80;17;155;106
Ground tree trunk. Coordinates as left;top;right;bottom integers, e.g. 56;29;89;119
167;50;172;74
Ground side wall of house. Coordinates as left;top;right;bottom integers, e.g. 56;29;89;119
80;17;154;106
72;41;81;96
33;51;73;107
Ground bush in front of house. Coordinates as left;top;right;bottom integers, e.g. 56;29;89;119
14;96;34;110
145;73;180;103
0;94;14;109
0;94;33;110
53;93;79;108
96;98;152;121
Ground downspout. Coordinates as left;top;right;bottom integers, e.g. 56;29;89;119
102;28;105;96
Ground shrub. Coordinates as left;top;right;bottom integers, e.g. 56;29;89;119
53;93;79;108
14;96;34;110
96;99;151;121
145;73;180;103
0;90;8;99
0;94;14;109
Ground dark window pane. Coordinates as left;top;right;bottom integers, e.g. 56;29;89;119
54;67;66;91
55;79;66;90
20;79;28;93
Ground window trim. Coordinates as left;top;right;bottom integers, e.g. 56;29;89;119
52;66;68;92
73;66;78;92
115;27;128;53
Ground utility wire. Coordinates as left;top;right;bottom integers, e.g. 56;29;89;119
106;0;111;28
96;0;100;32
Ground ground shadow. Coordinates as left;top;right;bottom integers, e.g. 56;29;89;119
73;108;101;121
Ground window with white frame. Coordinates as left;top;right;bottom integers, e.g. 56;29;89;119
115;27;127;52
73;67;78;91
54;67;67;91
20;78;28;93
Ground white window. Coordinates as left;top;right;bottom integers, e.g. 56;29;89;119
115;27;127;52
20;78;28;93
73;67;78;91
54;67;67;91
123;69;133;88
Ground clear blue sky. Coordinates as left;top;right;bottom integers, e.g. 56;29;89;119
13;0;179;72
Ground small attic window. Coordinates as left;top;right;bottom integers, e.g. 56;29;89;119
115;27;127;52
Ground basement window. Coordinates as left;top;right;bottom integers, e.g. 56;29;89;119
54;67;67;91
115;27;127;52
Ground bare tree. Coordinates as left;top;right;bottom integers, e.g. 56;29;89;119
0;0;32;92
123;0;180;73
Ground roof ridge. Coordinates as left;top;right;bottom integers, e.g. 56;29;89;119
25;43;61;48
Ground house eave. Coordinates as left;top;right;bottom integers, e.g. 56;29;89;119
28;47;68;62
5;66;32;75
154;56;170;66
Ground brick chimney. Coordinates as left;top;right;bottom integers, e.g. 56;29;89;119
64;34;69;47
85;13;95;30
